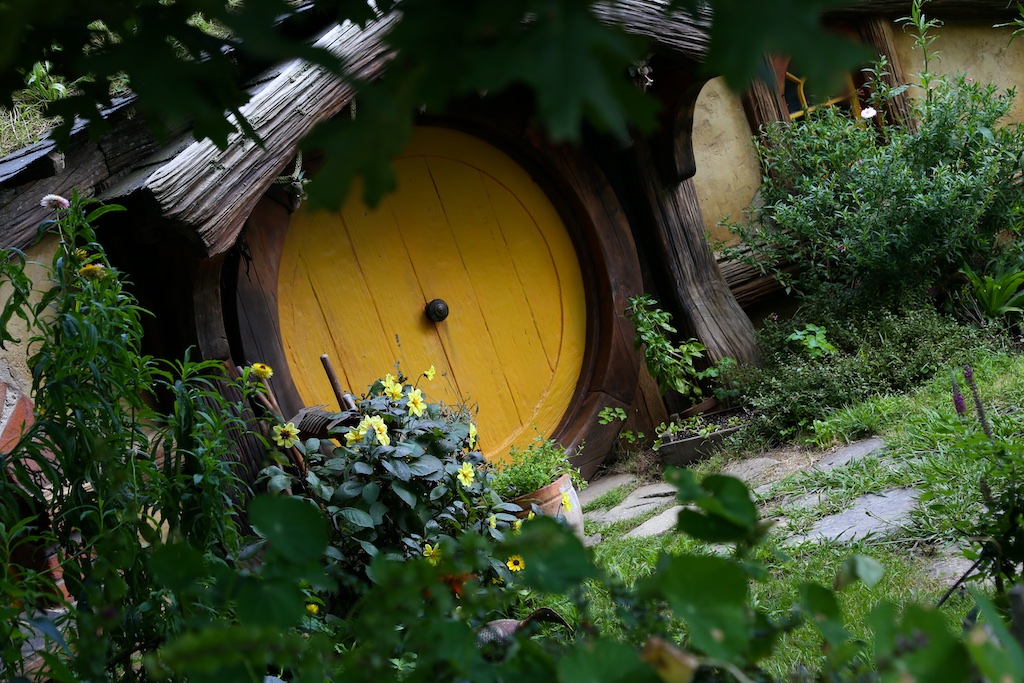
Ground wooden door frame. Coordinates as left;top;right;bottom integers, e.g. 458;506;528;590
221;106;644;478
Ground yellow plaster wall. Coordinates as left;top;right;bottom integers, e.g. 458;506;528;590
691;77;762;248
0;235;56;398
891;21;1024;123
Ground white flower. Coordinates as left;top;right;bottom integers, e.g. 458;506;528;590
40;194;70;210
860;107;877;120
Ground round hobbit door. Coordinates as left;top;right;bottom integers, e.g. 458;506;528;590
276;126;588;458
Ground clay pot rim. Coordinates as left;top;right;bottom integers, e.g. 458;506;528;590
511;472;572;506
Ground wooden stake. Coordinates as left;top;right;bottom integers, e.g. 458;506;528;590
321;354;357;411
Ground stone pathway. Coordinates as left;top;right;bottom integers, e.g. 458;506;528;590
581;437;973;584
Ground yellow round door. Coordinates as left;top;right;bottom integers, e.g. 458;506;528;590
277;126;587;460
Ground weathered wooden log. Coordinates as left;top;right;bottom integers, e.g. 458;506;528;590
717;257;787;309
594;0;711;61
106;16;398;256
631;136;760;365
856;16;915;128
742;65;790;133
828;1;1019;20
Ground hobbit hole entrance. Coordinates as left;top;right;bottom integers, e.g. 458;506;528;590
278;126;587;460
231;122;645;477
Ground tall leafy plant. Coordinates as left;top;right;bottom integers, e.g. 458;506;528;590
0;193;260;681
625;294;707;399
725;0;1024;306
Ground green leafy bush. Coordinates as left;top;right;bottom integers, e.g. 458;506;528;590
787;323;838;358
490;434;585;500
725;12;1024;307
1;194;259;680
625;294;707;398
742;305;999;442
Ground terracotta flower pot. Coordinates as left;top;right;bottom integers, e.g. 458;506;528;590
512;473;584;539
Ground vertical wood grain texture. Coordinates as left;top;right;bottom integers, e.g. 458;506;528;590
277;127;586;460
632;136;760;365
857;16;914;128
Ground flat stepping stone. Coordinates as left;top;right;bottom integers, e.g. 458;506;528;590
786;490;826;511
579;473;636;507
626;505;685;538
585;482;677;525
812;437;884;471
925;551;977;586
723;457;780;484
787;488;920;545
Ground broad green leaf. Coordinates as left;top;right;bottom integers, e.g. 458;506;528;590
382;457;412;482
249;495;327;562
150;543;206;592
800;583;848;647
558;638;659;683
834;554;885;590
362;481;381;503
640;554;750;662
235;577;304;629
503;517;597;593
391;481;418;508
337;506;376;529
408;454;443;477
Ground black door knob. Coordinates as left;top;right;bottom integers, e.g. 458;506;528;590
425;299;449;322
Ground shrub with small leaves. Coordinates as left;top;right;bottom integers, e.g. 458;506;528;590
741;304;999;443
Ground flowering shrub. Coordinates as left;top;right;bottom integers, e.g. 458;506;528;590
725;13;1024;306
263;371;521;605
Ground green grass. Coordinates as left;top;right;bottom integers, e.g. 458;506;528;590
549;350;1024;676
1;98;56;156
581;482;637;514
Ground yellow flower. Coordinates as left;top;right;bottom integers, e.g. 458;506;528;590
250;362;274;380
305;603;319;615
561;491;573;512
344;425;366;446
273;422;300;449
526;511;536;521
456;461;475;488
78;263;106;280
407;388;426;418
488;514;497;529
513;519;523;532
423;365;436;381
423;543;441;567
366;415;390;447
468;422;478;450
384;381;403;401
506;555;525;572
